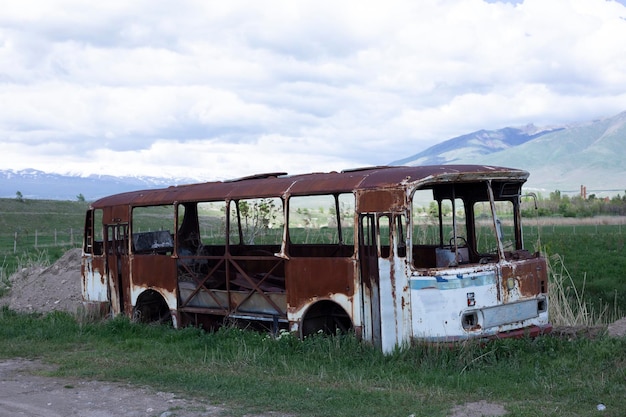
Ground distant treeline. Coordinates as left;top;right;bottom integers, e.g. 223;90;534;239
524;190;626;217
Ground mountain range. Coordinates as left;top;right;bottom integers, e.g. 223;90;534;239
1;111;625;200
391;110;626;196
0;169;194;201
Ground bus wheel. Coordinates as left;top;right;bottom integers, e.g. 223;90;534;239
133;290;172;325
301;301;352;337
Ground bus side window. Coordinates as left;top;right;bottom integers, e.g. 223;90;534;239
84;209;104;255
132;205;175;255
287;193;355;257
378;215;390;259
93;209;104;255
411;189;439;268
230;197;284;247
396;214;407;258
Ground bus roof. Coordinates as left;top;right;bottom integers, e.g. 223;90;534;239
90;165;529;208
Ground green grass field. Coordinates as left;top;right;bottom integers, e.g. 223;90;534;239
0;198;87;277
527;220;626;315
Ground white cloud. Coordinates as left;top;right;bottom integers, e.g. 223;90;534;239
0;0;625;181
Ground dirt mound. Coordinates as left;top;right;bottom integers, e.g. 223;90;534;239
1;248;83;314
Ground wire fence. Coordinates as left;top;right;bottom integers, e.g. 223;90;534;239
0;229;83;255
2;220;624;256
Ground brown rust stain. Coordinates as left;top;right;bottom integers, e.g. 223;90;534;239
93;257;106;284
121;258;133;314
103;205;129;223
357;189;406;212
501;255;547;300
389;260;397;306
80;262;87;290
131;254;177;292
80;256;107;286
91;165;527;209
285;257;355;307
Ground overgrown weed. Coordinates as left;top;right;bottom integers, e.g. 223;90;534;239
548;253;620;326
0;257;10;297
0;250;52;298
15;249;51;270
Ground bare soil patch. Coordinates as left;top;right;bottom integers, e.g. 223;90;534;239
447;401;506;417
0;359;222;417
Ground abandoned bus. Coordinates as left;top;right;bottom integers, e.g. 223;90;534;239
81;165;551;352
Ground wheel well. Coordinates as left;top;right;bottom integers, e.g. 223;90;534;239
133;289;171;324
300;300;352;337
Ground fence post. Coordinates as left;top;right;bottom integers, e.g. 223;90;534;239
70;228;74;246
13;232;17;254
35;230;38;249
55;229;57;246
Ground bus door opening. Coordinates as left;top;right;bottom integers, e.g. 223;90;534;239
359;213;381;349
106;223;129;315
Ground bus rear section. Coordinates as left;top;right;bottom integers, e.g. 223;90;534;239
406;177;551;345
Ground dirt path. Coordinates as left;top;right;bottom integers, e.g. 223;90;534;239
0;358;507;417
0;359;222;417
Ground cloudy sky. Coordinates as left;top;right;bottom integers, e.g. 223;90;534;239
2;0;626;181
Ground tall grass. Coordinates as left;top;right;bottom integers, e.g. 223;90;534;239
532;220;626;313
0;257;10;298
0;250;52;298
548;253;619;327
15;249;52;270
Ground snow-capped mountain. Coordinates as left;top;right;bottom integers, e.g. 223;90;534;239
0;169;195;201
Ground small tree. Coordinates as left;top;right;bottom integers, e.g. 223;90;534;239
76;193;86;202
15;191;24;202
237;198;280;244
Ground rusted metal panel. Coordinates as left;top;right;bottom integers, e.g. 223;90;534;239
131;254;177;292
175;252;288;318
285;257;355;308
121;255;132;314
378;255;413;352
179;283;287;316
90;165;528;209
357;189;406;212
501;255;548;300
80;252;110;318
81;254;108;303
103;205;129;223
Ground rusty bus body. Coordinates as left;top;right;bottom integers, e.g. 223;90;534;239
81;165;551;352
